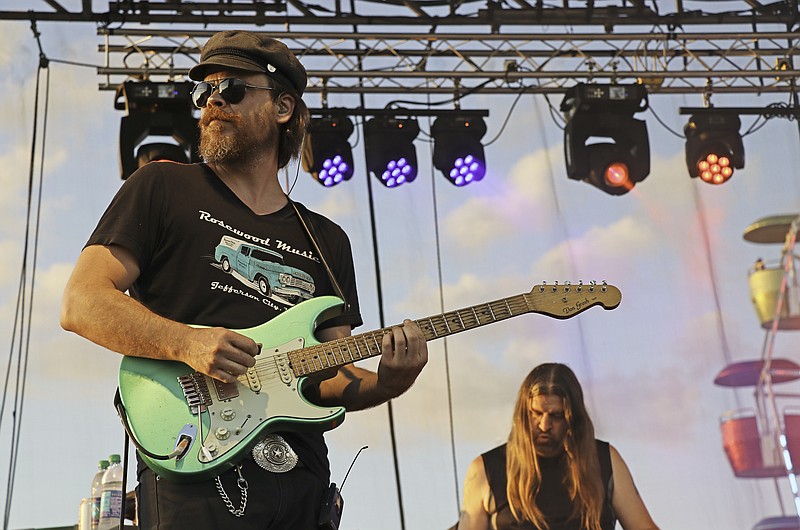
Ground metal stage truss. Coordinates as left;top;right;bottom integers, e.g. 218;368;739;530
1;1;800;97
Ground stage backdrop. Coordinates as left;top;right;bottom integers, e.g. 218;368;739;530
1;20;800;530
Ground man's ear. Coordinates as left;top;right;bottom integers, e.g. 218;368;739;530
276;93;295;123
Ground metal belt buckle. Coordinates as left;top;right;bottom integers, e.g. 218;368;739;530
251;433;298;473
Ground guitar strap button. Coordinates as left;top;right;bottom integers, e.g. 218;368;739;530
251;434;299;473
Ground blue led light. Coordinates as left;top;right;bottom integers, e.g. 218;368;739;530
316;152;354;187
446;154;485;186
375;157;416;188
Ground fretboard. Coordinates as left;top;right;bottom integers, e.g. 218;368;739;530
288;293;531;377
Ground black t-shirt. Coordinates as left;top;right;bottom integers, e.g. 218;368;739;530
482;440;617;530
87;161;363;482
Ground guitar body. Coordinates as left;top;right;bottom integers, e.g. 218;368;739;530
118;296;348;482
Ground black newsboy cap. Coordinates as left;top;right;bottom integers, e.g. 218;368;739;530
189;30;307;95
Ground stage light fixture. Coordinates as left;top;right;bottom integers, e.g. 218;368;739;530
684;112;744;185
561;83;651;195
364;116;420;188
116;80;199;179
432;114;487;186
136;143;189;166
302;115;355;187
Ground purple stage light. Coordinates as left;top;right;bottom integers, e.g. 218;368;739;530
380;157;415;188
318;154;353;187
446;153;485;186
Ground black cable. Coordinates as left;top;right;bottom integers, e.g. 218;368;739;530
349;2;407;527
741;114;769;136
647;106;686;139
7;63;49;530
3;20;49;529
482;88;527;146
383;78;496;110
419;87;462;519
119;430;130;530
339;445;368;492
542;93;566;130
112;391;178;461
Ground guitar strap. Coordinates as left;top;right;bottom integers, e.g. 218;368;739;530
288;198;350;312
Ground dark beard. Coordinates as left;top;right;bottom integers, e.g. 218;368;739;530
198;106;276;165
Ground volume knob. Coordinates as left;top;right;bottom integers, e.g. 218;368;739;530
215;427;230;440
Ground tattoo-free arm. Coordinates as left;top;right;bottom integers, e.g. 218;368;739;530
60;244;259;382
457;456;492;530
610;444;660;530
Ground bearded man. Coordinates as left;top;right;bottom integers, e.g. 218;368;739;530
61;30;428;529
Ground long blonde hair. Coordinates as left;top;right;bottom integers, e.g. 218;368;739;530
505;363;605;530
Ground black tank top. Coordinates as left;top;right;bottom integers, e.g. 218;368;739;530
482;440;616;530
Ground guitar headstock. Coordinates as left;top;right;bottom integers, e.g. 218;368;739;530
524;281;622;319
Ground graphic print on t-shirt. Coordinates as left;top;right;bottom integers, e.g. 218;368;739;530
211;234;316;307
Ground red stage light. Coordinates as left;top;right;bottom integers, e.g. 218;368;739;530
697;152;734;185
604;162;630;188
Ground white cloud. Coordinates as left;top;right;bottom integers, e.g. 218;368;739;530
312;187;359;221
0;22;33;73
443;144;563;248
531;215;659;280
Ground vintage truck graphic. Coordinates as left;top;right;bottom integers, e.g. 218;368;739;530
214;236;315;303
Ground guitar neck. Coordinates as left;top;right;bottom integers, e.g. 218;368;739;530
287;282;619;378
288;293;530;377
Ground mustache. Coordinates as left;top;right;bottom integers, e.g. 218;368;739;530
199;107;240;128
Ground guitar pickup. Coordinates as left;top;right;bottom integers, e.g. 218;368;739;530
213;379;240;400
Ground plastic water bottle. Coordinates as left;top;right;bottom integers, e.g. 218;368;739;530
90;459;109;529
78;497;92;530
98;454;123;530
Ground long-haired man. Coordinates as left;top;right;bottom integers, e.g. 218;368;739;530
458;363;658;530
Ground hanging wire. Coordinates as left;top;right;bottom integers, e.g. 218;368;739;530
382;78;495;110
483;88;527;147
1;20;49;529
347;1;407;527
528;93;598;408
647;105;686;139
541;93;567;130
690;186;738;374
419;79;463;519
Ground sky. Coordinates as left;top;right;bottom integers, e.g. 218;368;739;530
2;9;800;530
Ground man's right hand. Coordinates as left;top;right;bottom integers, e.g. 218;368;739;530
179;327;259;383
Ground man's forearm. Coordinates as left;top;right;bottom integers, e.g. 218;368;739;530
318;365;396;411
61;283;191;362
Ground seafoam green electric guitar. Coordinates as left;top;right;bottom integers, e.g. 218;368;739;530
117;282;621;482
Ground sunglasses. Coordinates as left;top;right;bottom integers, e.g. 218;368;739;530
191;78;274;108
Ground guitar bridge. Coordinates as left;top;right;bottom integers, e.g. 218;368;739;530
178;372;212;415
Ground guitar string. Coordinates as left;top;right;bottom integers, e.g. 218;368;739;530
219;289;598;383
241;292;597;383
280;296;532;377
230;292;591;387
283;297;529;376
244;295;528;379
